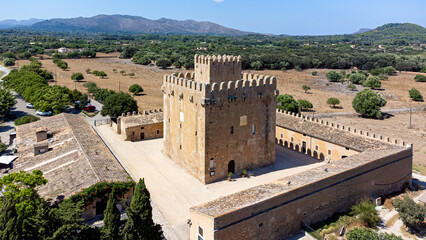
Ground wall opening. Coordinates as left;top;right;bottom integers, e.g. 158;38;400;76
252;124;255;135
209;158;215;169
230;126;234;134
140;132;145;140
320;153;325;161
313;151;318;159
228;160;235;174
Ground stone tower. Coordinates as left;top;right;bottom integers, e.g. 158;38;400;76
162;55;277;184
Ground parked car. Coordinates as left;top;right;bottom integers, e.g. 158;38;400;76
26;103;35;108
84;105;96;112
36;111;53;116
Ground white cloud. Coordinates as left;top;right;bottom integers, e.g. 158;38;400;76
213;0;224;2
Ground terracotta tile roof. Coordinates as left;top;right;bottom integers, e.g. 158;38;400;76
13;114;129;200
121;112;163;128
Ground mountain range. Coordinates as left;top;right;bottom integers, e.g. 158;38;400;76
0;18;45;29
28;15;249;35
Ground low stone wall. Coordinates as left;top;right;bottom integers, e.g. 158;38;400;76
189;147;412;240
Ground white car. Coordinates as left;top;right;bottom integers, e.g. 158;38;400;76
26;103;35;108
36;111;53;116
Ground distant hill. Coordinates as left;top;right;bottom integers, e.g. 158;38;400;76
352;28;372;34
0;18;45;29
357;23;426;42
29;14;249;35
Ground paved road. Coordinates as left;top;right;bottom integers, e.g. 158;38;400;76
83;98;111;126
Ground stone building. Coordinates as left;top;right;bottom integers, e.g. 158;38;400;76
162;55;278;184
189;110;412;240
113;109;163;141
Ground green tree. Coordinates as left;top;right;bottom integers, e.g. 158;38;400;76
383;66;397;75
302;85;310;93
78;94;90;109
156;58;172;69
409;88;423;101
102;190;121;240
326;97;340;108
297;99;313;111
128;73;135;77
0;170;48;217
101;92;138;119
250;60;263;70
326;70;343;82
86;68;91;74
3;58;15;66
14;115;40;126
83;82;98;94
311;71;318;76
122;179;162;240
346;228;378;240
71;72;84;82
393;196;426;229
414;74;426;82
352;89;387;118
58;61;68;71
97;71;108;79
349;73;366;84
0;198;23;240
276;94;300;113
378;233;403;240
120;70;126;76
0;88;17;116
363;76;382;89
351;199;380;228
129;84;144;95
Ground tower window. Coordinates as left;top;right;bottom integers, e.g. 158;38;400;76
141;127;144;130
157;130;160;134
328;150;331;155
209;158;215;169
195;131;197;136
230;126;234;134
252;124;255;135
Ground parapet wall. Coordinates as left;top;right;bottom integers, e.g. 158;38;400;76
193;54;242;84
162;74;278;107
275;109;412;149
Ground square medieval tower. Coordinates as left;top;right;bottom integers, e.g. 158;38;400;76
162;55;277;184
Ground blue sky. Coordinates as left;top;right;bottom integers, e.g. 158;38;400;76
0;0;425;35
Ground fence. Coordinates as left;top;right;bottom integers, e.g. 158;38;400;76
93;118;111;126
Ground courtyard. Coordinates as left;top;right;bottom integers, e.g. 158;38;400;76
96;124;326;239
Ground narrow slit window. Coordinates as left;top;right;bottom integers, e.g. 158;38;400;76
252;124;255;135
230;126;234;134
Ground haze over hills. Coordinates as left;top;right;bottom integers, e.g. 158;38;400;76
28;14;249;35
352;28;372;34
0;18;45;29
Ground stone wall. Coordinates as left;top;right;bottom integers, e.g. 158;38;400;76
276;126;359;161
123;122;163;141
193;55;242;85
162;72;278;184
189;147;412;240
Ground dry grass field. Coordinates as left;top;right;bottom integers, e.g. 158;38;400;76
15;54;426;168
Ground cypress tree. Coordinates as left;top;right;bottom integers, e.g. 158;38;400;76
102;189;121;240
122;178;162;240
0;198;23;240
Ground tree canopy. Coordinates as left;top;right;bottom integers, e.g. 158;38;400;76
101;92;138;119
0;88;16;116
129;84;144;95
352;89;387;118
276;94;300;113
71;72;84;81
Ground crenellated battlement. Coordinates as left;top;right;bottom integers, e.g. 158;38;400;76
276;109;412;149
194;54;242;65
163;73;278;106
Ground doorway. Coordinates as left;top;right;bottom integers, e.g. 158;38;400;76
228;160;235;174
140;132;145;140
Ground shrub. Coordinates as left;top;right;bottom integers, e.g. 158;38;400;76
0;142;6;153
277;94;299;113
156;58;172;69
83;82;98;94
347;84;357;91
414;74;426;82
294;66;302;71
128;73;135;77
302;85;310;93
393;196;426;229
378;73;388;80
326;70;343;82
71;72;84;81
85;68;91;74
14;115;40;126
409;88;423;101
349;73;366;84
120;70;126;75
351;199;380;228
297;99;313;111
346;228;378;240
326;97;340;108
311;71;317;76
383;66;397;75
3;58;15;66
129;84;144;95
352;89;387;118
421;66;426;73
378;233;403;240
362;76;382;89
251;60;263;70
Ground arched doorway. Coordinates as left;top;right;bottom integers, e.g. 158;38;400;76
279;139;283;145
307;149;312;156
313;151;318;159
284;141;288;148
276;138;278;144
228;160;235;174
319;153;325;161
295;145;299;152
290;143;294;149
